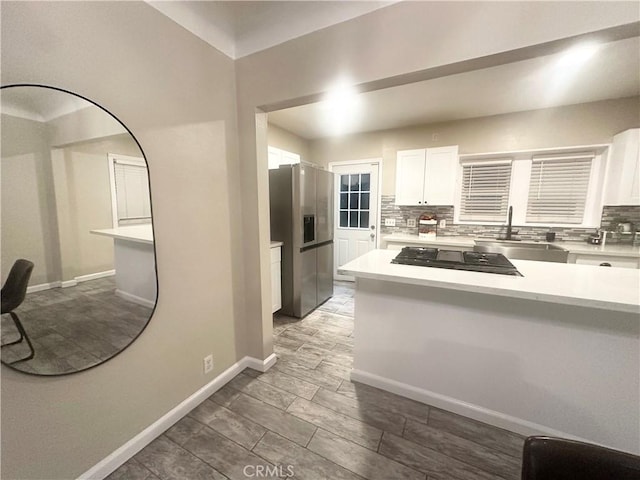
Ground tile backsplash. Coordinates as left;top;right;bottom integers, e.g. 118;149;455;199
380;195;640;242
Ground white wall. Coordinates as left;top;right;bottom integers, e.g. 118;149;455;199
1;2;243;479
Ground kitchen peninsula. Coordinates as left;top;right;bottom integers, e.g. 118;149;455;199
91;224;156;308
339;249;640;454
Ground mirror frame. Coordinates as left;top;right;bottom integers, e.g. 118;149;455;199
0;83;158;376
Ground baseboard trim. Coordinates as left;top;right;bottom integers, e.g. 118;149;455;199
26;281;61;293
244;353;277;372
78;354;278;480
27;270;115;293
76;270;115;283
115;289;156;308
350;368;591;443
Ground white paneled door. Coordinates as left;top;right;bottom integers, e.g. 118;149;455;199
330;161;379;281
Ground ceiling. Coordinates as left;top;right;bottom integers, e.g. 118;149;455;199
147;1;395;59
268;36;640;140
1;86;94;122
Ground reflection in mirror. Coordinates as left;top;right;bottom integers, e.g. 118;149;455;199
1;85;156;375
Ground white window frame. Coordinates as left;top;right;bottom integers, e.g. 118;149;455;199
454;145;608;228
107;153;150;228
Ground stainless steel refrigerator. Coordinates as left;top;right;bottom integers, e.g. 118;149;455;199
269;164;334;318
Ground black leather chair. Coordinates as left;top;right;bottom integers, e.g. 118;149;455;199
522;436;640;480
1;259;35;363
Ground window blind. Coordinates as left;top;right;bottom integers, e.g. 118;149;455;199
526;154;593;224
459;161;512;222
114;161;151;225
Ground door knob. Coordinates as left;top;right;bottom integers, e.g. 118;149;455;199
370;233;375;239
370;225;375;230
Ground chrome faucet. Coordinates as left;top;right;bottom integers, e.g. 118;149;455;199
506;206;514;240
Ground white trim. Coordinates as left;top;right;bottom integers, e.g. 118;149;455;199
78;355;278;480
243;353;278;372
29;271;116;293
76;270;115;283
458;143;609;160
115;289;156;309
350;368;596;446
26;281;61;294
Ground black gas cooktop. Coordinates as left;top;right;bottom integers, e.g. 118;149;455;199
391;247;523;276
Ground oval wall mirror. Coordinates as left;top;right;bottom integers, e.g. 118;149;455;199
0;84;157;375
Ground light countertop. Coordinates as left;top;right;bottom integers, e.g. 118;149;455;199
270;241;284;248
339;249;640;314
382;234;640;258
91;224;154;245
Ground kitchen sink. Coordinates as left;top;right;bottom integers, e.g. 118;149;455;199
473;240;569;263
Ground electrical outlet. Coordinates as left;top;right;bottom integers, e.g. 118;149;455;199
384;218;396;227
439;219;446;228
407;218;416;228
203;354;214;374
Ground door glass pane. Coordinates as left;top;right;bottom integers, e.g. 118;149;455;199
361;174;370;191
349;211;358;227
340;211;348;227
360;193;370;209
360;211;369;228
350;193;359;209
337;170;372;230
340;193;348;209
340;175;349;192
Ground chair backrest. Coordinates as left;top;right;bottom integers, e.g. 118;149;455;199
1;259;34;314
522;436;640;480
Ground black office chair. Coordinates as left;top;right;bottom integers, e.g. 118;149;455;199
1;259;35;363
522;436;640;480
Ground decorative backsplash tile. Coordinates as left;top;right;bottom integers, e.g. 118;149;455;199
380;195;640;242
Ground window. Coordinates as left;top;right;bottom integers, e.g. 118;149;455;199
108;154;151;227
526;154;593;224
459;161;512;222
339;173;370;228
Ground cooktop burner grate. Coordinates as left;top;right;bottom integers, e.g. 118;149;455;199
392;247;522;276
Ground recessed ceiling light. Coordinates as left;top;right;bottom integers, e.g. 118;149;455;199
320;80;362;136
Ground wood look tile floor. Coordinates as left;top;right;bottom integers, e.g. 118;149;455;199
108;281;525;480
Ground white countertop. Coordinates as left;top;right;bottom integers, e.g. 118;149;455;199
382;234;640;258
339;249;640;314
91;224;154;245
270;241;283;248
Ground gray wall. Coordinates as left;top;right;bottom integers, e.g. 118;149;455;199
1;2;243;479
1;114;60;285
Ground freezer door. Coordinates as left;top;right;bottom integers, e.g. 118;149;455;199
316;168;334;243
316;242;334;306
300;164;317;247
299;248;317;317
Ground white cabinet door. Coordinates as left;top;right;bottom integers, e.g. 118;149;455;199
424;145;459;205
396;147;458;205
604;129;640;206
395;149;426;205
270;246;282;312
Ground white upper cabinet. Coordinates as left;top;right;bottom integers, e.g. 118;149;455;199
604;128;640;206
395;146;459;205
